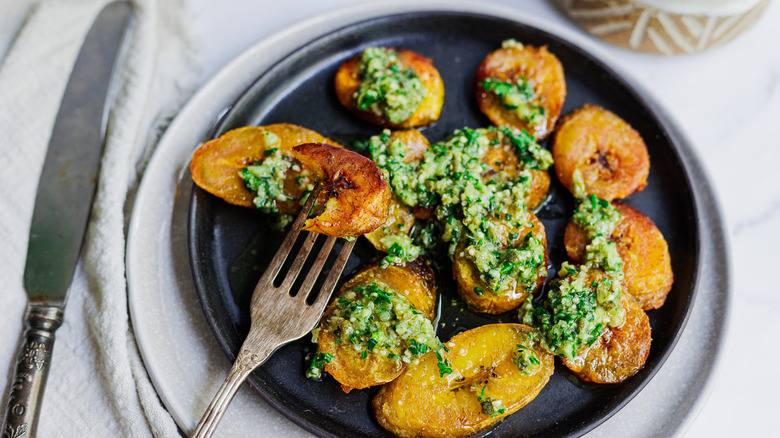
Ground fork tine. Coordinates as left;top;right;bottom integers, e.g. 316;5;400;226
254;184;320;292
295;235;337;300
277;231;320;293
311;238;357;307
193;181;364;438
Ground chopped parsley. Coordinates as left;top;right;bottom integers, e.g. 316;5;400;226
355;47;427;124
313;281;444;368
513;338;542;375
305;350;333;380
238;131;314;229
368;126;552;293
473;385;506;418
519;171;626;359
482;77;546;127
435;350;453;377
379;233;421;267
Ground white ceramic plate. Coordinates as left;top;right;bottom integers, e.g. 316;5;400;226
126;2;731;437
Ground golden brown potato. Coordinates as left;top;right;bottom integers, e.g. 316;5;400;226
291;143;391;237
365;129;430;251
335;47;444;128
452;212;548;314
373;324;554;438
317;259;437;392
190;124;342;211
561;290;651;384
552;104;649;201
481;129;550;209
565;202;673;310
474;41;566;140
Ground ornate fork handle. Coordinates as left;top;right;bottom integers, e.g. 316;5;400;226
2;305;63;438
191;341;276;438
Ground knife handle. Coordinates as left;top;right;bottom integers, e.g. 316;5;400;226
2;305;63;438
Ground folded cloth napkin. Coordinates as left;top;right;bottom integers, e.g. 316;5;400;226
0;0;202;436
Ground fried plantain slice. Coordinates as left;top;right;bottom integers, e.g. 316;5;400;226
561;290;651;384
335;47;444;128
365;129;430;252
565;202;673;310
474;40;566;140
314;259;438;392
481;127;551;209
190;124;342;211
364;198;417;253
552;104;649;201
373;324;554;438
291;143;391;237
452;211;548;314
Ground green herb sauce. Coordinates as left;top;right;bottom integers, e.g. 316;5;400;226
316;282;443;367
480;398;506;417
379;233;421;267
472;384;506;417
513;336;541;375
368;126;551;292
305;349;333;380
355;47;427;125
482;77;546;127
519;171;625;359
238;131;314;229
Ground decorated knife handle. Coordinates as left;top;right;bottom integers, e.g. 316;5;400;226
2;305;63;438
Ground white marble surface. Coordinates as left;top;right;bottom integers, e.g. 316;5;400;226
184;0;779;436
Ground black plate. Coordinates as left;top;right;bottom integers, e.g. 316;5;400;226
189;11;699;438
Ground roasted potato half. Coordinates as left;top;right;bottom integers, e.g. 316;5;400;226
561;290;651;384
475;40;566;140
190;124;341;211
452;212;548;314
292;143;391;237
335;47;444;128
365;129;430;251
373;324;554;438
565;202;673;310
316;259;437;392
552;104;649;201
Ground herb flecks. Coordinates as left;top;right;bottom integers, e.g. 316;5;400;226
519;171;626;359
435;350;453;377
368;126;551;293
513;338;542;375
239;131;314;229
305;350;333;380
320;282;443;365
473;384;506;418
482;77;546;127
355;47;427;124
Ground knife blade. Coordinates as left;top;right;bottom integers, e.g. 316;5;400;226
2;3;132;437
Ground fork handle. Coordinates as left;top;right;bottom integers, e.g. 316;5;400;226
191;345;274;438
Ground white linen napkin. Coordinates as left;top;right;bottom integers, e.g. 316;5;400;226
0;0;201;436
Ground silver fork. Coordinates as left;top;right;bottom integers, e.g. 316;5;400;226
191;185;356;438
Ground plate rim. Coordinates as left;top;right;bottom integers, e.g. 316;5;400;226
126;1;731;436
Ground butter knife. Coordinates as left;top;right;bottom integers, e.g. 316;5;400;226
2;3;132;437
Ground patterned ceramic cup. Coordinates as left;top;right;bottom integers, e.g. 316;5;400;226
555;0;769;55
